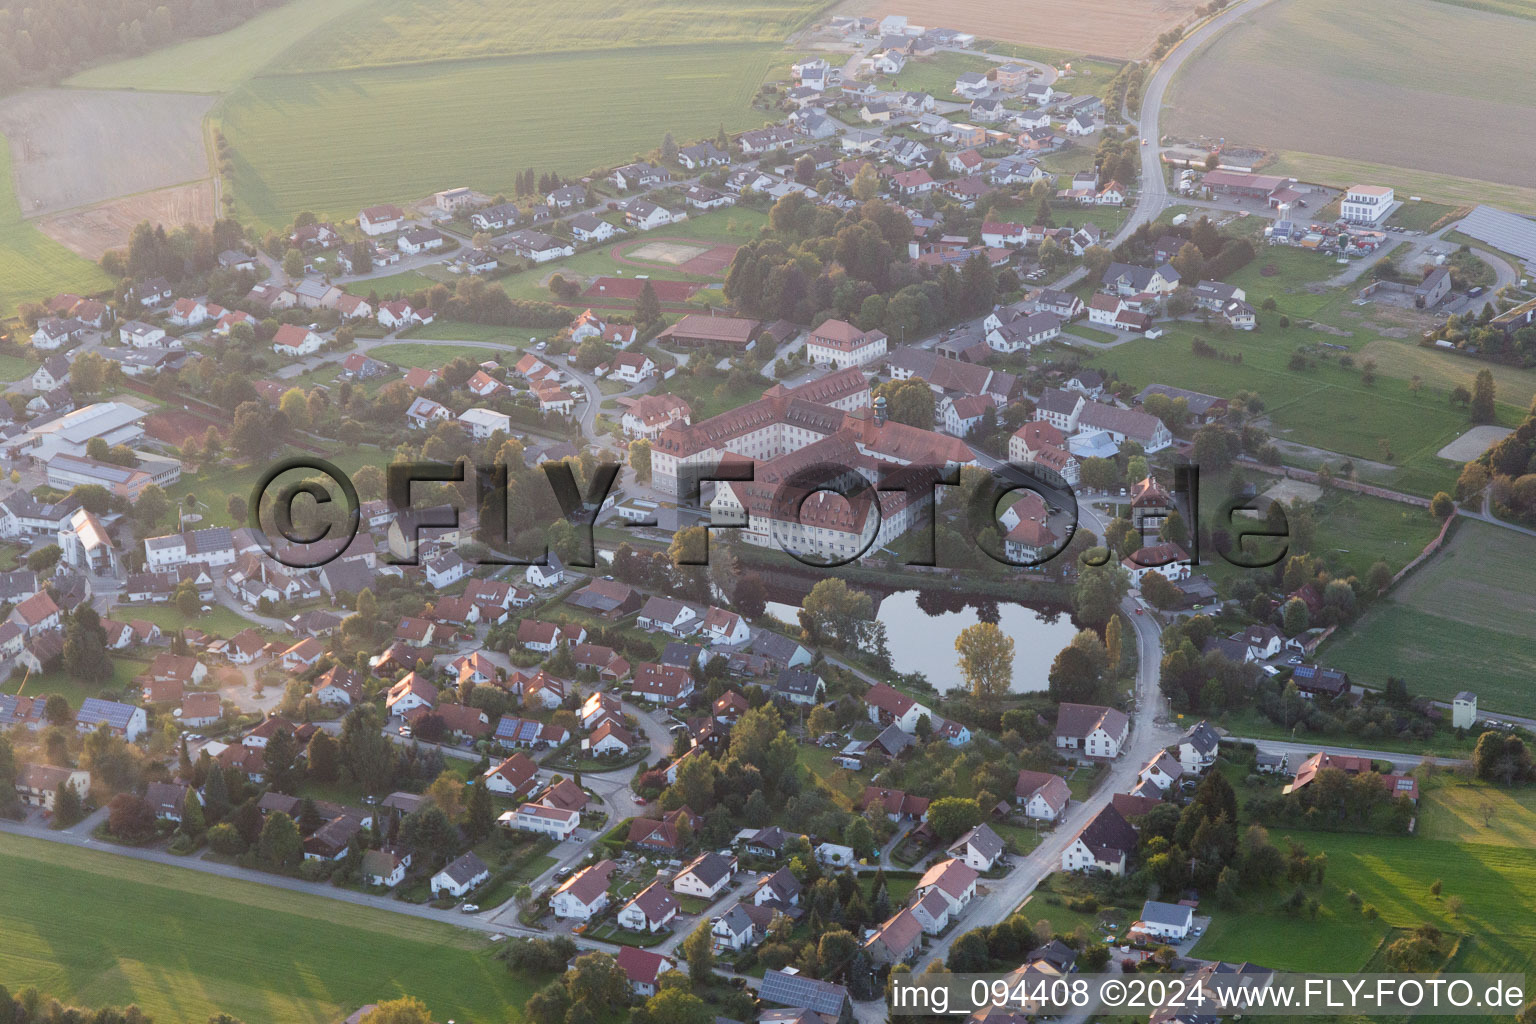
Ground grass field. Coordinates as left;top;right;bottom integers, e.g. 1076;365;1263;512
268;0;827;72
220;45;785;226
373;343;501;368
1420;776;1536;848
0;833;538;1024
1386;199;1464;233
184;448;390;529
1193;823;1536;980
0;140;113;316
65;0;376;92
1325;519;1536;713
1428;0;1536;15
108;602;265;639
886;52;994;99
1267;151;1536;218
396;321;536;343
1166;0;1536;197
2;658;150;707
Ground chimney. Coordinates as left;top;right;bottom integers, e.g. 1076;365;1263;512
873;393;887;426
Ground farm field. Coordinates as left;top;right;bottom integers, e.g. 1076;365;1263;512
0;833;537;1024
219;45;784;226
0;141;113;316
0;89;215;217
38;181;216;260
64;0;376;92
1324;519;1536;712
830;0;1202;57
268;0;827;72
1166;0;1536;192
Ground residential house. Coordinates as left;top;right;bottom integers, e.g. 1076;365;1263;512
947;823;1005;871
431;852;490;897
1054;703;1129;758
1061;804;1138;875
618;882;680;933
1014;769;1071;821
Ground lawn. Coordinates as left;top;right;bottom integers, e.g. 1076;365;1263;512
2;657;150;707
397;320;536;344
1191;825;1536;979
0;351;39;381
373;343;502;368
107;602;265;639
798;744;862;806
358;270;450;298
1386;199;1464;233
1213;707;1479;759
665;369;769;421
220;45;786;226
181;447;391;529
0;832;539;1024
0;139;114;316
886;52;995;99
1324;519;1536;713
1419;776;1536;849
266;0;825;72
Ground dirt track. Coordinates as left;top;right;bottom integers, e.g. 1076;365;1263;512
829;0;1202;57
0;88;215;217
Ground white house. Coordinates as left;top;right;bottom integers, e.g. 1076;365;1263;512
458;407;513;440
1137;900;1194;941
1061;805;1137;876
525;551;565;588
551;860;618;919
504;802;580;840
947;823;1005;872
1014;769;1070;822
1137;750;1183;791
617;882;680;933
271;324;323;357
1340;184;1394;225
610;351;656;384
359;204;405;235
1453;691;1478;730
673;851;736;899
570;213;619;243
1054;703;1129;759
805;318;887;369
431;852;490;897
398;228;446;255
377;300;417;330
1177;720;1221;774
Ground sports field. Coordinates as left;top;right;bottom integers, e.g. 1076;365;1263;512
218;45;783;225
1325;519;1536;713
1166;0;1536;194
0;833;537;1024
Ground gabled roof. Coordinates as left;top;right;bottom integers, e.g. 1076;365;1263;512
1054;702;1127;741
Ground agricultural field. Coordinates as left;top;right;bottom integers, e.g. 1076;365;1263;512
0;89;215;217
0;141;113;316
831;0;1202;57
0;834;538;1024
218;45;785;226
64;0;376;92
39;182;216;260
1167;0;1536;195
267;0;828;72
1324;519;1536;712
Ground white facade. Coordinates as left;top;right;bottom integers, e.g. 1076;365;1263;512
1340;185;1394;225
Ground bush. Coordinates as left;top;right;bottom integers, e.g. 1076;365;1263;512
207;822;247;855
300;858;333;882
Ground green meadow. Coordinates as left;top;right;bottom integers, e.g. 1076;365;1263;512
0;833;538;1024
0;141;114;316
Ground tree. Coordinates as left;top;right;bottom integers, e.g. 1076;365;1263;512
264;728;301;794
44;693;73;726
629;438;652;484
682;921;715;985
844;816;875;858
926;796;983;842
1281;597;1310;636
636;281;662;325
54;780;85;827
1470;368;1496;423
641;989;711;1024
1139;569;1182;611
401;805;458;866
800;577;874;648
955;622;1014;705
1104;614;1123;675
465;779;494;841
27;544;61;573
851;164;881;201
873;377;937;428
1171;241;1205;282
1430;491;1455;520
359;998;434;1024
1073;561;1130;627
280;388;310;431
108;793;158;843
282;248;306;279
1082;245;1113;279
306;730;339;782
181;788;206;838
62;605;113;683
135;483;170;529
259;811;303;868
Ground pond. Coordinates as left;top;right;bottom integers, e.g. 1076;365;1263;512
766;588;1081;693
